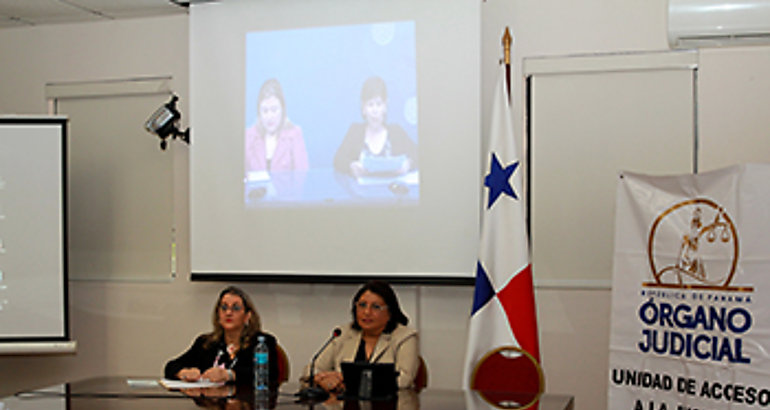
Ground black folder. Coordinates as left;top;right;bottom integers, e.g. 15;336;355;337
339;362;397;400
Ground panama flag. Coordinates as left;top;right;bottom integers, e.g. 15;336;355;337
463;63;540;391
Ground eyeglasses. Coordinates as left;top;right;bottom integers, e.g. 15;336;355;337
356;301;387;312
219;303;244;313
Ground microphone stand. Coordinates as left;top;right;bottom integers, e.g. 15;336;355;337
296;328;341;402
299;360;328;401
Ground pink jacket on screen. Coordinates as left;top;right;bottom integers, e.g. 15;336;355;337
245;122;309;172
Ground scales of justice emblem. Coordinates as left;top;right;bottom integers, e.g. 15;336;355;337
645;198;751;292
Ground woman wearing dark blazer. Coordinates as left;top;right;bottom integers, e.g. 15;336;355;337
164;286;279;385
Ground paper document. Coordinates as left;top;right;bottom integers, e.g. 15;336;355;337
127;379;159;388
159;378;225;389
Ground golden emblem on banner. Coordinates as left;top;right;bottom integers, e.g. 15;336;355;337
645;198;751;291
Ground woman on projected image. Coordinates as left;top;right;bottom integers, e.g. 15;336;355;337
334;76;417;178
245;78;309;175
301;280;419;392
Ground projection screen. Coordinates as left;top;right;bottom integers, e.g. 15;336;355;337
190;0;480;283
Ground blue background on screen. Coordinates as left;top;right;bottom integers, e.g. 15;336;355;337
245;21;418;170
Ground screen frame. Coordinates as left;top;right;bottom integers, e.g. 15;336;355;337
0;116;70;344
190;272;473;285
189;0;481;285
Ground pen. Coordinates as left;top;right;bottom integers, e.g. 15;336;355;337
213;350;223;368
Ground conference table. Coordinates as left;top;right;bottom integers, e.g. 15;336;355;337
1;376;574;410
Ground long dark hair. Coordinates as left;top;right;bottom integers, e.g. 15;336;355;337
350;280;408;334
204;286;262;349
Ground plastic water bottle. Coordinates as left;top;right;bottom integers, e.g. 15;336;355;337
254;335;269;391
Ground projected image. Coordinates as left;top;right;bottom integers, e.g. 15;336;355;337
244;21;418;207
245;79;309;174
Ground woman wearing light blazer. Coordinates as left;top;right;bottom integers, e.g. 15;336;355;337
303;280;419;391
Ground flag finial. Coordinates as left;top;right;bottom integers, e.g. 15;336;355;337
502;27;512;65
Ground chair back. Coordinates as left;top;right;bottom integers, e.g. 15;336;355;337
276;343;290;385
470;346;543;407
414;356;428;392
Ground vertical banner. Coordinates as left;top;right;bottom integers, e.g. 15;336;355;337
608;164;770;410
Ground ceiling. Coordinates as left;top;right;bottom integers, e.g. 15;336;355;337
0;0;190;29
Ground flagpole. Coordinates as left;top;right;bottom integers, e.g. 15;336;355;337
502;27;512;103
463;51;542;396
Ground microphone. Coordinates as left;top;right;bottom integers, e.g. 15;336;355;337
296;327;342;402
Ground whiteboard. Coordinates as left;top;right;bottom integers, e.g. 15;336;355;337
525;51;698;287
0;117;70;348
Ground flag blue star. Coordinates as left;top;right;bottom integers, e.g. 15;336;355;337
485;153;519;208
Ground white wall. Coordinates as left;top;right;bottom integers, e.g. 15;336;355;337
0;2;768;410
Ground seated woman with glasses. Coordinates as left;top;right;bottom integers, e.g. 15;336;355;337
303;280;419;391
164;286;279;385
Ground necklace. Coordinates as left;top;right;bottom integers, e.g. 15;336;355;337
226;343;238;357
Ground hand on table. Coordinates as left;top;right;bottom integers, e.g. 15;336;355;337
314;371;344;392
201;367;230;383
178;368;202;382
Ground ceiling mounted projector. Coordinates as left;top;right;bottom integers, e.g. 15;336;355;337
169;0;219;8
